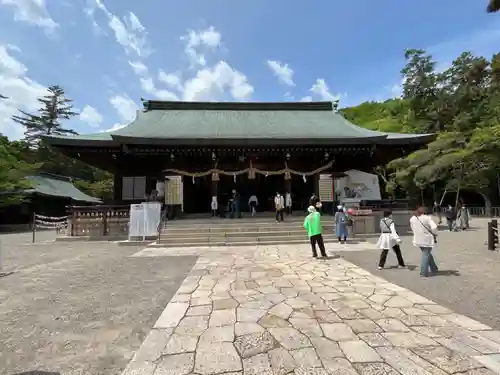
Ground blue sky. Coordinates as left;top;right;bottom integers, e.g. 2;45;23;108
0;0;500;139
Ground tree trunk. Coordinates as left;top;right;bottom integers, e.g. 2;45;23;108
478;191;492;217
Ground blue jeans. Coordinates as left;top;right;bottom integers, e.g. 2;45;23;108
420;247;438;277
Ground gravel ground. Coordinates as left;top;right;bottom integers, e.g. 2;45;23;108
0;232;197;375
341;217;500;329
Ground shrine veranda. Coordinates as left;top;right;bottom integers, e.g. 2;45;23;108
43;100;433;214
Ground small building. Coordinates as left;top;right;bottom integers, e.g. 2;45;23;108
42;101;433;215
0;173;101;230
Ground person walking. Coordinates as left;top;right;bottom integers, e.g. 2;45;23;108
376;210;406;269
285;192;292;215
410;206;439;277
444;204;456;231
274;192;285;222
304;205;327;258
334;205;349;243
210;196;218;217
248;194;258;216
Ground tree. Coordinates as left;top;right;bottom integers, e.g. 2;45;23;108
0;136;39;207
12;85;78;146
387;49;500;207
487;0;500;12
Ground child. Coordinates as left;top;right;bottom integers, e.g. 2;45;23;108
376;209;406;269
304;206;327;258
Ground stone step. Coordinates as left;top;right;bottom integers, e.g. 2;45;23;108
150;236;368;248
157;233;347;246
159;229;338;240
161;225;336;235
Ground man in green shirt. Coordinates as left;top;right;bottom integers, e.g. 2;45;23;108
304;206;327;258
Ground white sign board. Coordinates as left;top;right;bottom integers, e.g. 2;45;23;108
128;202;162;240
129;204;145;239
335;170;382;201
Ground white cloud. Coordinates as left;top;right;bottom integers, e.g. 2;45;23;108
79;105;103;128
299;79;341;103
181;26;222;67
266;60;294;86
85;0;150;57
109;94;138;122
0;0;58;35
140;77;178;100
309;79;340;101
182;61;253;101
158;70;182;91
128;60;148;76
0;44;48;140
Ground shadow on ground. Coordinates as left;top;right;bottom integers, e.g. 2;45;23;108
341;220;500;329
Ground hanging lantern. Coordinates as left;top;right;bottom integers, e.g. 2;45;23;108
284;170;291;180
212;171;219;181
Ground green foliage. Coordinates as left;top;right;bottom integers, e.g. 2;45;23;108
383;49;500;202
0;136;40;207
12;84;78;146
0;85;113;207
74;176;114;201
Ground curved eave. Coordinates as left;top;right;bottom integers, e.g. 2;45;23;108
381;133;436;145
109;135;389;146
42;135;118;147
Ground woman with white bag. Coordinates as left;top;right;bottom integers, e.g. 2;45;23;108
377;209;406;269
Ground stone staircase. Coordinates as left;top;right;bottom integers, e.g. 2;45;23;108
153;215;369;247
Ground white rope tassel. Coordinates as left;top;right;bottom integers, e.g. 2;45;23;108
192;176;195;184
302;174;307;183
233;174;236;183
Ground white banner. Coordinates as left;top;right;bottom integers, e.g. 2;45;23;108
128;202;162;240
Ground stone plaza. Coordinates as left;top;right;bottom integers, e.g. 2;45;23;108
124;241;500;375
1;220;500;375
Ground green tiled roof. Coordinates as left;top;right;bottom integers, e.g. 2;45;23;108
42;101;434;146
25;174;102;203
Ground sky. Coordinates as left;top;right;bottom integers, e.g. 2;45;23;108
1;0;500;140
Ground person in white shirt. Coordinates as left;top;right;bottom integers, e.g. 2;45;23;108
248;194;259;216
210;196;218;217
285;192;292;215
409;206;439;277
274;192;285;222
376;209;405;269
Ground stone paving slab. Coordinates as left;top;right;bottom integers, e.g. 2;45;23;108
124;244;500;374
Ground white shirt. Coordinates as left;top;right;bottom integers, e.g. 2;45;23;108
409;214;438;248
274;195;284;209
248;195;259;205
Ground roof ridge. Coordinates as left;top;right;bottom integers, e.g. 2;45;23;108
142;100;335;112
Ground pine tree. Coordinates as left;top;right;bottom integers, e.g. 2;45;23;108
487;0;500;12
12;85;78;146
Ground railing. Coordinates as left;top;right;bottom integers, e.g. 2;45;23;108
467;206;500;218
32;213;68;242
66;205;129;238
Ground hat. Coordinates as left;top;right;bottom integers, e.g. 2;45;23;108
307;206;316;213
337;205;343;210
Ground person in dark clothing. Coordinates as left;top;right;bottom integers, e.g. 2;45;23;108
444;205;456;231
309;193;319;207
230;189;241;218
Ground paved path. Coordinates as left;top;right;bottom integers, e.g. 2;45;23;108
343;218;500;330
126;243;500;375
0;232;197;375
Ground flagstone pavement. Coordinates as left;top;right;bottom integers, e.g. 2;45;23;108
123;243;500;375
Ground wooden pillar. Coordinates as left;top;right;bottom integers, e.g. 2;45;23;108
113;173;122;203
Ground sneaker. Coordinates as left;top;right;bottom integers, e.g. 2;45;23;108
378;266;383;270
398;265;406;269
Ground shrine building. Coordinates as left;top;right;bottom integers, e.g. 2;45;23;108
42;100;433;214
